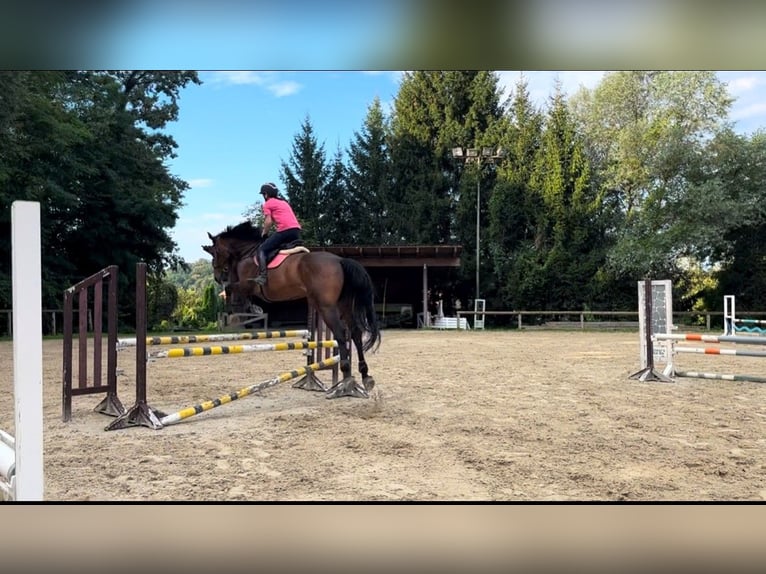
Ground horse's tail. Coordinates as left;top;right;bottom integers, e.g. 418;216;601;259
339;258;381;353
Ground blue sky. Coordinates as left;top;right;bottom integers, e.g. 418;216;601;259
167;71;766;263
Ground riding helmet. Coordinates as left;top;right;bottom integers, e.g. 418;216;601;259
260;182;279;199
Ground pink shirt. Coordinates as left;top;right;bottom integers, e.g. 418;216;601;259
262;197;302;232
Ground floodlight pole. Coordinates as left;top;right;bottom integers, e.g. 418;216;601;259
451;146;505;303
475;176;480;302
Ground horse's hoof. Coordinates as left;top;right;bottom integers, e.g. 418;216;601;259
326;377;369;399
362;376;375;392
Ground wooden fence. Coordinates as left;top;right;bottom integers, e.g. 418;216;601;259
0;309;64;337
455;310;766;330
3;308;766;336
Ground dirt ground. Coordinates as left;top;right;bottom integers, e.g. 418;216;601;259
2;328;765;501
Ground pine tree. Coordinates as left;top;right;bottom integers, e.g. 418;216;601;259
320;146;352;245
529;81;599;309
346;97;391;244
487;74;545;308
388;71;503;251
279;115;328;244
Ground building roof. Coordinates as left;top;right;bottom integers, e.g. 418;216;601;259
307;244;463;267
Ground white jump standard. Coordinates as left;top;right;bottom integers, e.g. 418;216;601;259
1;201;44;501
632;280;766;384
723;295;766;336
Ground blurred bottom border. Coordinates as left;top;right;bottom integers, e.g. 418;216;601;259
1;504;765;573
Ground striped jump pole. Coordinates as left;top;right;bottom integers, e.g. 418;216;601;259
674;371;766;384
149;340;338;359
158;355;341;427
657;330;766;385
117;329;310;348
655;333;766;346
672;346;766;358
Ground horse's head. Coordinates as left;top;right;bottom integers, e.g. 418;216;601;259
203;221;265;287
203;233;234;287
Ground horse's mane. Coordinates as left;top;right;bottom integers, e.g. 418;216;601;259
216;221;264;242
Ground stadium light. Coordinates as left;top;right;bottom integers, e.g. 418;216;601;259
451;146;505;301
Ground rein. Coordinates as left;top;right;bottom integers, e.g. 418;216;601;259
239;242;260;262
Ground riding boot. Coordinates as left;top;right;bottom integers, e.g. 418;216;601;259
254;249;268;286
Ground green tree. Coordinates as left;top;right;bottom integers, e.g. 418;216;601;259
279;115;328;244
487;74;544;308
71;71;200;273
0;71;89;308
320;146;353;244
199;282;222;325
570;71;732;285
172;287;203;328
147;276;179;330
0;70;201;322
682;129;766;310
346;96;392;244
165;258;216;292
389;71;451;244
389;71;504;253
528;82;599;310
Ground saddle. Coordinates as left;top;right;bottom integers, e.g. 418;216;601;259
258;242;310;270
281;239;305;250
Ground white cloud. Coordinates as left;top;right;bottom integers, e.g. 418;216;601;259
267;81;302;97
717;72;766;133
205;71;268;86
187;178;214;189
722;73;766;95
203;71;303;98
730;101;766;121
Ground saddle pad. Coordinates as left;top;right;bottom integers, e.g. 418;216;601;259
255;246;310;269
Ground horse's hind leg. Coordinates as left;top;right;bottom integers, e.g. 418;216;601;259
321;306;370;399
350;326;375;393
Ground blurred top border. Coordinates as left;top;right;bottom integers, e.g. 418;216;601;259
2;0;765;70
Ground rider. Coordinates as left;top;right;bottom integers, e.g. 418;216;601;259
253;182;302;286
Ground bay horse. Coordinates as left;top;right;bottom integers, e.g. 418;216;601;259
202;221;381;399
